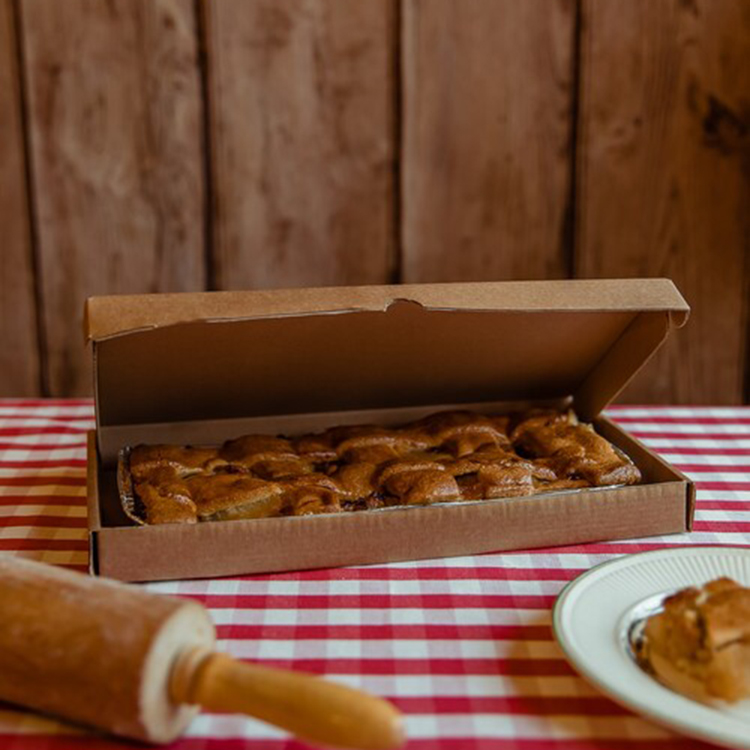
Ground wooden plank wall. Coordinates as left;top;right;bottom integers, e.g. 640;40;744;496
19;0;206;396
402;0;575;282
577;0;750;404
205;0;395;290
0;0;39;394
1;0;748;403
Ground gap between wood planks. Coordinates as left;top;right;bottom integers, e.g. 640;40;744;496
10;0;48;397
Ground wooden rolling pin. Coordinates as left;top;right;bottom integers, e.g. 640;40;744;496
0;555;404;748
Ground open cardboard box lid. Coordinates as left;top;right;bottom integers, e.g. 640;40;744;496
84;279;689;449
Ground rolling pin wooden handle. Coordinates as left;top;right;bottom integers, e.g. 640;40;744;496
171;647;405;750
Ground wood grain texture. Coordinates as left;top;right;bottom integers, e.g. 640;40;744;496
20;0;206;396
0;0;39;395
401;0;576;282
204;0;394;290
576;0;750;404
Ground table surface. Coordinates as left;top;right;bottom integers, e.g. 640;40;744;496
1;400;748;750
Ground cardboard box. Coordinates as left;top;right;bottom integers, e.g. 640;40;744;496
85;279;694;582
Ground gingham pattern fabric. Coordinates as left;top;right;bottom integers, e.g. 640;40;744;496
0;401;748;750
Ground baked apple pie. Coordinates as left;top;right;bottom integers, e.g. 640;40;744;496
120;408;641;525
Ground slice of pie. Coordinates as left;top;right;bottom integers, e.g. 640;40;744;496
637;577;750;702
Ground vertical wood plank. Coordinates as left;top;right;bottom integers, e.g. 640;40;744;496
205;0;395;289
401;0;576;282
0;0;39;395
577;0;750;404
20;0;206;396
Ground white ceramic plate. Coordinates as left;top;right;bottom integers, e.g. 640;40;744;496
553;546;750;749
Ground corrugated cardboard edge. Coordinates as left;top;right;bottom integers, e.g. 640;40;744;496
83;279;690;342
94;482;690;583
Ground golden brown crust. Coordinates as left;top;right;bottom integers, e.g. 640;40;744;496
283;475;343;516
127;408;641;524
133;468;197;525
511;410;641;486
639;577;750;702
129;445;226;481
187;474;286;520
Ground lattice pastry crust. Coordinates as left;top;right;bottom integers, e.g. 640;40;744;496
121;408;641;525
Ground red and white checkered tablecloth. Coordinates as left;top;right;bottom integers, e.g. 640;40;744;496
1;400;748;750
